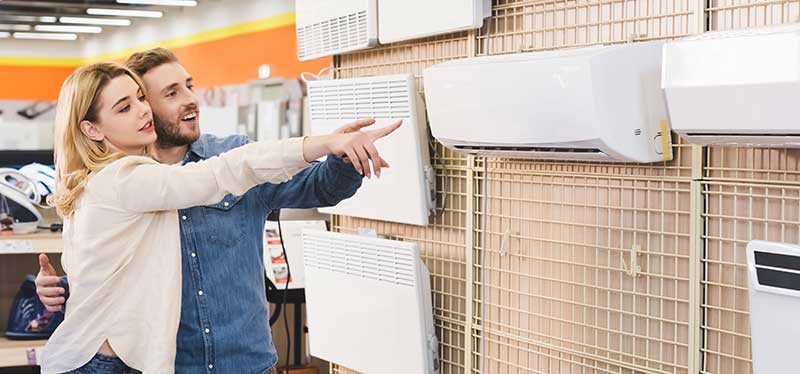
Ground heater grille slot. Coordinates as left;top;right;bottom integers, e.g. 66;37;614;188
303;231;417;287
308;76;412;120
297;10;369;60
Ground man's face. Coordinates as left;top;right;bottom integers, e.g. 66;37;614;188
140;62;200;147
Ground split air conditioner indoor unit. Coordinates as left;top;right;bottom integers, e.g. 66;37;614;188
302;229;439;374
662;24;800;147
295;0;377;61
423;41;673;163
306;73;434;226
377;0;491;43
747;240;800;374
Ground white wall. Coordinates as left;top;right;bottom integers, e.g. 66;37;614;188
81;0;294;58
0;38;84;59
0;0;294;60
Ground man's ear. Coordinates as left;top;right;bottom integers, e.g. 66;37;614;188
79;120;104;142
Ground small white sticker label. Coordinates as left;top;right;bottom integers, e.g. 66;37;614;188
357;228;378;237
0;240;34;253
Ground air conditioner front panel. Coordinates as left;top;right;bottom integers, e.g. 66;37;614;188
378;0;489;43
307;74;432;225
665;82;800;137
663;25;800;146
295;0;377;61
424;42;672;163
424;55;599;145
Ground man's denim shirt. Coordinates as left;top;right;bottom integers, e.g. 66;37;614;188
174;134;362;374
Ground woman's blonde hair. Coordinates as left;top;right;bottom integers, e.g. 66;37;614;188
49;62;146;217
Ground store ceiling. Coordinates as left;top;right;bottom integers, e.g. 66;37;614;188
0;0;199;40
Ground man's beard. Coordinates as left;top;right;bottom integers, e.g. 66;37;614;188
153;114;199;147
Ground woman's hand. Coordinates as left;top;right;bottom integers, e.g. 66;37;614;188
303;119;402;178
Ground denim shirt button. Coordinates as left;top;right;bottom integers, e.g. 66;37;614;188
205;328;210;334
191;252;196;258
181;215;187;221
198;290;204;296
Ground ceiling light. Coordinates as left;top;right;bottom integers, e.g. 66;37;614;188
0;24;32;31
35;25;102;33
0;16;55;23
87;8;163;18
59;17;131;26
13;32;78;41
0;15;35;22
0;32;10;39
116;0;197;6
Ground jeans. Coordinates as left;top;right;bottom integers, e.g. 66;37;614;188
61;354;141;374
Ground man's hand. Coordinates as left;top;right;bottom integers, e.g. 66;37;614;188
35;254;66;312
332;119;392;170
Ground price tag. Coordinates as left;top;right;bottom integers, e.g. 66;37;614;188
0;240;34;253
26;347;38;366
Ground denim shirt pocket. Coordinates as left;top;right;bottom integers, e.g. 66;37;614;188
199;194;249;247
204;194;245;211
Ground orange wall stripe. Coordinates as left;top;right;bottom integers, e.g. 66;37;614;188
170;24;330;89
0;20;330;100
0;65;76;101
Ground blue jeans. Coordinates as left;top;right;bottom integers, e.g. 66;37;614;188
61;354;141;374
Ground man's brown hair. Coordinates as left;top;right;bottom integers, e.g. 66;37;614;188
125;47;179;77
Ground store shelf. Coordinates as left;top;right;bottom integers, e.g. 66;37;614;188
0;231;63;255
0;337;45;367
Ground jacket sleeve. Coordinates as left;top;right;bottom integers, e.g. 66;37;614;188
112;138;310;213
255;154;363;210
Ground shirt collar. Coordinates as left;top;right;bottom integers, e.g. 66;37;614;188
187;138;207;160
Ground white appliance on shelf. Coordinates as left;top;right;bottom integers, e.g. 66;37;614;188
746;240;800;374
302;229;439;374
662;24;800;147
295;0;377;61
0;169;43;235
423;41;673;163
263;220;326;290
377;0;491;43
307;73;434;226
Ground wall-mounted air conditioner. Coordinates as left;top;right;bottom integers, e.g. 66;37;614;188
378;0;491;43
747;240;800;374
302;229;439;374
295;0;377;61
307;74;434;226
663;24;800;147
423;41;673;163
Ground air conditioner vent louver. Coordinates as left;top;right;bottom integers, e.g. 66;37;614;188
455;145;605;154
303;232;416;287
308;77;412;120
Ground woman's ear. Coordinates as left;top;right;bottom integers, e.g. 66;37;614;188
79;120;104;142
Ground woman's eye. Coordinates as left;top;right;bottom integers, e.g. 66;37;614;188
138;95;146;102
120;105;130;113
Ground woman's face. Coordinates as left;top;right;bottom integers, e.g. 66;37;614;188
81;75;156;155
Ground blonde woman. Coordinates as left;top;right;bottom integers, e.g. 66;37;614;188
40;62;399;374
